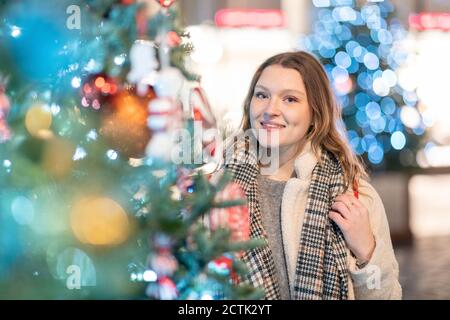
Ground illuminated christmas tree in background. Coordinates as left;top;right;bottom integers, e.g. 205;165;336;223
304;0;424;171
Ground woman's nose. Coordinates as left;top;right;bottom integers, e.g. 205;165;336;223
264;97;281;117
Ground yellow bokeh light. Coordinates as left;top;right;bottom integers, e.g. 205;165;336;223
25;104;53;138
70;197;130;246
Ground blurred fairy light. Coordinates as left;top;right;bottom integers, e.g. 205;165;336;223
143;270;158;282
368;144;384;164
86;129;98;141
84;59;99;72
73;146;87;161
400;105;421;129
10;25;21;38
3;159;12;172
363;52;379;70
201;293;213;300
332;6;357;22
391;131;406;150
417;142;450;168
372;77;390;96
313;0;330;7
114;54;126;66
365;102;381;120
131;273;144;282
71;77;81;88
50;103;60;115
106;149;118;160
382;69;397;86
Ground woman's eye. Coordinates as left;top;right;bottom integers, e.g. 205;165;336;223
285;96;298;103
254;92;268;99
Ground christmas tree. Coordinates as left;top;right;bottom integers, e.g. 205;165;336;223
304;0;423;171
0;0;263;300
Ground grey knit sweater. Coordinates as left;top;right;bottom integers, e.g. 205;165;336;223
257;175;291;300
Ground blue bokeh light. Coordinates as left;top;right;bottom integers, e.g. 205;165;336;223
345;41;359;57
361;134;377;152
355;92;370;109
319;47;336;58
335;51;352;69
331;66;349;82
356;110;369;128
368;144;384;164
313;0;331;8
370;116;386;133
347;58;360;73
363;52;380;70
380;97;396;115
357;72;372;90
391;131;406;150
378;29;393;44
365;101;381;120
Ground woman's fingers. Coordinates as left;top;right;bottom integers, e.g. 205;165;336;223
331;200;352;219
335;194;363;211
329;210;349;231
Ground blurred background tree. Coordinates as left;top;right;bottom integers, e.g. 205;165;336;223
305;0;424;172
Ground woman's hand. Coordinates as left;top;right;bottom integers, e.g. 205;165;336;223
329;194;376;264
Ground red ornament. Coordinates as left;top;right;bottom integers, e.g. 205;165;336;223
213;255;233;271
80;74;118;110
209;182;250;243
157;0;175;9
121;0;134;5
99;86;156;158
146;276;178;300
212;255;240;283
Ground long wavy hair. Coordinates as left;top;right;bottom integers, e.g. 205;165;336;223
240;51;368;190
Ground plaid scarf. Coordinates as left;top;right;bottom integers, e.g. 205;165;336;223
225;138;349;300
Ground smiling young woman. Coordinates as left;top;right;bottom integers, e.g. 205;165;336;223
224;51;402;300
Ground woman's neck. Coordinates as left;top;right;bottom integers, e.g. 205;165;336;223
260;141;307;181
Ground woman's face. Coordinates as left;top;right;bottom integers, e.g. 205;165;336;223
249;64;312;154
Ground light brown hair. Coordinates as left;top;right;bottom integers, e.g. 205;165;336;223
241;51;368;190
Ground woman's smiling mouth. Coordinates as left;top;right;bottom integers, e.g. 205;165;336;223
260;121;286;130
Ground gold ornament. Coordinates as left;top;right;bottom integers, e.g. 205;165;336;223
70;197;130;246
25;104;52;138
100;87;155;158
